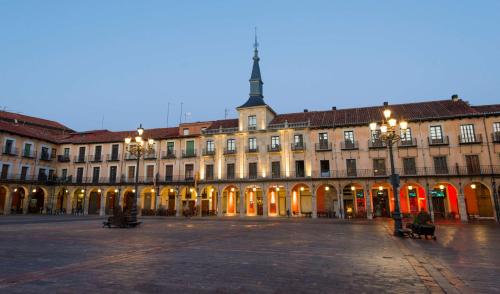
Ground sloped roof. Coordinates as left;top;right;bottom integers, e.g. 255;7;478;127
471;104;500;114
206;119;239;130
58;127;179;144
0;111;73;132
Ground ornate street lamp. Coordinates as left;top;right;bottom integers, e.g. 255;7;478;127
369;107;408;236
124;124;155;224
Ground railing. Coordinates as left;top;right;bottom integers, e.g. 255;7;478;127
88;154;102;162
202;127;239;135
398;138;417;148
161;150;176;159
267;145;281;152
291;142;305;151
368;139;387;149
248;126;257;131
202;148;216;156
340;140;358;150
246;146;259;153
223;148;237;155
428;136;449;146
106;153;121;161
459;134;483;145
315;142;332;151
21;150;36;159
125;153;138;160
492;132;500;143
74;155;86;163
182;150;197;158
144;151;157;160
58;155;71;162
268;121;310;130
39;152;53;161
2;147;18;156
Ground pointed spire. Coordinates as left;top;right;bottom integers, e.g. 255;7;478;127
238;29;266;109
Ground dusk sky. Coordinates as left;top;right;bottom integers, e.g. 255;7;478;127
1;1;499;131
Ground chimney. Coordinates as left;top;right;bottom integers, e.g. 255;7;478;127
383;101;389;107
304;109;308;112
451;94;459;102
331;106;336;110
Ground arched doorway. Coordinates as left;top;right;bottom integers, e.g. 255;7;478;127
29;187;45;214
181;187;197;216
201;186;217;216
105;189;118;215
72;189;85;214
431;183;459;219
88;189;101;215
55;188;68;214
0;186;7;214
141;187;155;215
268;185;286;216
317;184;338;217
291;184;312;216
244;186;263;216
399;183;427;216
123;189;135;214
465;182;494;218
344;183;366;218
10;187;26;214
371;183;391;218
159;187;177;216
222;185;239;216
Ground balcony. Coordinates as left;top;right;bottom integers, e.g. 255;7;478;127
182;150;197;158
21;150;36;159
223;148;237;155
88;154;102;162
428;136;449;146
246;146;259;153
106;153;121;162
161;150;176;159
39;153;53;162
492;132;500;143
340;140;358;150
315;142;332;151
202;148;216;156
144;151;157;160
248;126;257;131
267;145;281;152
74;155;86;163
459;134;483;145
2;146;18;156
368;139;387;149
398;138;417;148
291;142;305;151
125;153;137;160
58;155;71;162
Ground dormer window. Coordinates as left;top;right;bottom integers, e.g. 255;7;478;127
248;115;257;130
183;128;189;136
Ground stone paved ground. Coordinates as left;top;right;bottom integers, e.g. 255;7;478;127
0;216;498;293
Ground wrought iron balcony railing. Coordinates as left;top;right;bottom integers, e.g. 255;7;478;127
202;148;216;156
341;140;358;150
267;145;281;152
161;150;176;159
368;139;387;149
398;138;417;148
428;136;449;146
291;142;305;151
223;148;237;155
106;153;121;161
315;142;332;151
458;134;483;145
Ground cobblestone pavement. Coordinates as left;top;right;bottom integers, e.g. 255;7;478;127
0;216;498;293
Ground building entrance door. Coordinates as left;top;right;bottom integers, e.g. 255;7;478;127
257;195;263;215
372;189;389;217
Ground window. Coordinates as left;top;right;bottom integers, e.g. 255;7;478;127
320;160;330;177
167;142;175;156
92;167;100;183
185;164;194;180
344;131;354;143
165;165;173;181
76;167;84;183
109;166;117;183
465;155;480;175
295;160;305;177
373;159;386;176
460;124;476;143
183;128;189;136
38;168;47;181
1;164;9;179
248;115;257;128
127;166;135;181
111;144;119;160
63;148;70;158
433;156;448;174
494;122;500;142
400;128;412;142
20;166;28;180
248;162;258;179
206;140;215;152
146;165;155;181
78;146;86;162
185;140;195;156
248;138;257;151
346;159;357;177
319;133;328;144
3;139;14;154
430;125;443;143
61;168;68;180
205;164;214;180
293;134;304;148
271;136;280;148
23;143;32;157
227;139;236;151
226;163;235;180
41;146;49;160
94;146;102;161
403;158;416;175
271;161;281;178
48;169;55;180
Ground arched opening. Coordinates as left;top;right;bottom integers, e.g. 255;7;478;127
88;189;102;215
343;183;365;218
0;186;7;214
55;188;68;214
72;188;85;214
105;189;118;215
201;186;217;216
10;187;26;214
123;189;135;214
317;184;338;218
464;182;494;218
181;187;197;216
244;186;263;216
399;183;427;217
371;183;391;218
29;187;45;214
222;185;240;216
268;185;286;216
141;187;156;215
431;183;459;219
159;187;176;216
291;184;312;216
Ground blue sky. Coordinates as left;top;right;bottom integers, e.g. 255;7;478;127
1;1;499;131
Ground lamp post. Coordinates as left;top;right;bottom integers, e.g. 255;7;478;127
124;124;155;224
369;107;408;236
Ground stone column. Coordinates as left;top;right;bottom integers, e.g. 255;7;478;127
66;193;72;215
4;190;12;215
312;189;317;218
365;184;372;220
262;188;268;218
217;190;223;217
240;190;245;217
155;188;161;210
176;188;182;217
457;183;468;223
99;192;105;216
197;188;202;217
84;193;90;215
338;189;344;219
118;190;124;210
425;183;434;223
286;190;291;217
22;193;30;214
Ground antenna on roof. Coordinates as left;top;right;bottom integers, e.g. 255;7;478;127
179;102;183;125
101;115;104;129
224;108;229;119
166;102;170;127
185;112;191;123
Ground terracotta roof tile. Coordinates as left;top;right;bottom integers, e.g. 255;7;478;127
0;111;72;131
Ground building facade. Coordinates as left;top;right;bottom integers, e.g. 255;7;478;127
1;44;500;222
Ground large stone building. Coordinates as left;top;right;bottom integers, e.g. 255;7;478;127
1;43;500;222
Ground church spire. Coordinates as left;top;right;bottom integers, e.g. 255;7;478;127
238;28;266;109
